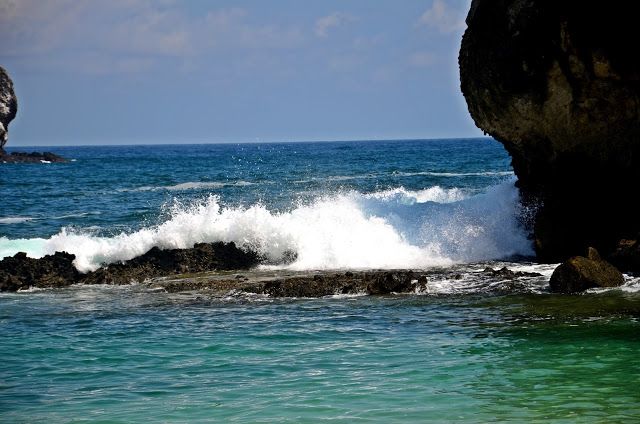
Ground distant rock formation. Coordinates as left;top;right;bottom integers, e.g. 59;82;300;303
0;66;18;152
1;151;68;163
459;1;640;263
0;66;69;163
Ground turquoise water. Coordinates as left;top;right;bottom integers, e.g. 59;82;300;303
2;286;639;422
2;139;640;421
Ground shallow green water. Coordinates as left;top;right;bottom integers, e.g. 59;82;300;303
2;286;639;423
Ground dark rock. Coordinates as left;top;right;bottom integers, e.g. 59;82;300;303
80;242;259;285
550;247;625;293
244;270;426;297
0;251;79;291
609;239;640;273
0;242;259;291
0;66;17;152
260;278;350;297
460;1;640;262
366;271;415;295
0;151;68;163
483;266;542;279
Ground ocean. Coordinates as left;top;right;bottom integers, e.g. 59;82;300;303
1;139;639;422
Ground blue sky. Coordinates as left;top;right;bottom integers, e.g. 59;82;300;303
0;0;478;146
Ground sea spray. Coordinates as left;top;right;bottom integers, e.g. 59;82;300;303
0;181;533;272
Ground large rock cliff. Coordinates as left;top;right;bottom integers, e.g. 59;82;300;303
0;66;18;152
459;0;640;262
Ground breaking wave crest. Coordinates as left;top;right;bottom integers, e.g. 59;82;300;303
0;181;533;272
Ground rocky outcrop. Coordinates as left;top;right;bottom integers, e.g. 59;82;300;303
549;247;625;293
165;270;430;297
460;1;640;263
1;151;68;163
0;252;79;292
0;67;69;163
81;242;260;285
0;66;17;152
0;242;259;291
482;266;542;279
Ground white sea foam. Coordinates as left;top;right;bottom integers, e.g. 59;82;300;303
0;217;35;224
0;213;98;225
395;171;514;177
119;181;253;192
364;186;467;203
0;181;533;273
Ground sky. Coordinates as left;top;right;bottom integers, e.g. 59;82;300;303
0;0;479;146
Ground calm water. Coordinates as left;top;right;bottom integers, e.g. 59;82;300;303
1;139;639;422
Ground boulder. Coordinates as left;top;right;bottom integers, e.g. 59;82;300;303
549;247;625;293
459;1;640;262
0;66;17;152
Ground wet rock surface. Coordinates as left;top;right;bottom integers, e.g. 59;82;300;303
550;248;625;293
483;266;542;279
80;242;260;285
460;1;640;262
0;252;79;292
0;242;259;291
152;270;429;297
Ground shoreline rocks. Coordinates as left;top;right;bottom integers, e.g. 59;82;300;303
459;1;640;264
0;242;259;292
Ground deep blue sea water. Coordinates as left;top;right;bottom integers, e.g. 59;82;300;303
2;139;640;422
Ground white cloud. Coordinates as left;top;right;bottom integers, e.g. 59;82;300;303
418;0;467;34
0;1;305;75
314;12;352;38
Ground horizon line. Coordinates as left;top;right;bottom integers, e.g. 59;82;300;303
5;136;493;149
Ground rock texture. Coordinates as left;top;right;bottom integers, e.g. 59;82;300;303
0;242;259;291
0;66;18;152
549;247;625;293
81;242;260;285
0;252;79;292
1;151;68;163
460;1;640;262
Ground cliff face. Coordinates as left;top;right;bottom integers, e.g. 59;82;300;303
0;66;18;152
459;0;640;262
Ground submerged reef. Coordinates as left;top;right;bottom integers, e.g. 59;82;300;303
459;0;640;264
